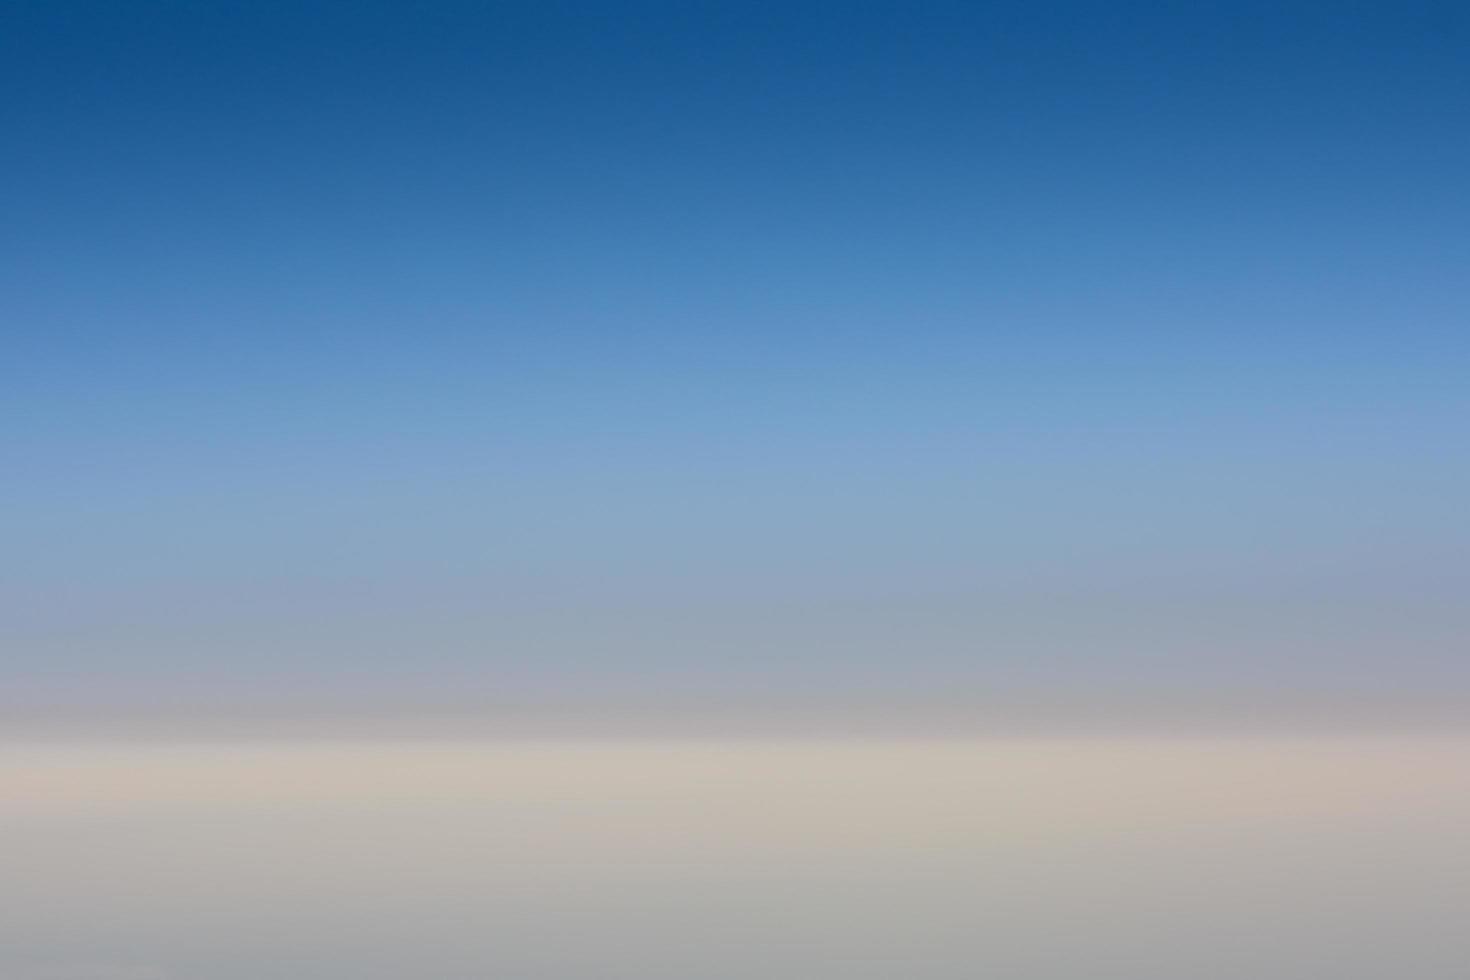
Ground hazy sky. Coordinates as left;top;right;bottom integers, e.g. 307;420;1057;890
4;1;1467;721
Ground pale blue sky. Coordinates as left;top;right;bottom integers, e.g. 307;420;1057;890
4;0;1468;721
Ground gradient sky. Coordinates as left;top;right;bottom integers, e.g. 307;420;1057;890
4;1;1468;720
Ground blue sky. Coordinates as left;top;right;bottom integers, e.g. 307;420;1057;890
4;1;1467;720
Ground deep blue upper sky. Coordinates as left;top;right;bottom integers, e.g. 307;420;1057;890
4;1;1468;711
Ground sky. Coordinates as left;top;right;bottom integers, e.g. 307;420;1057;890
4;0;1468;727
